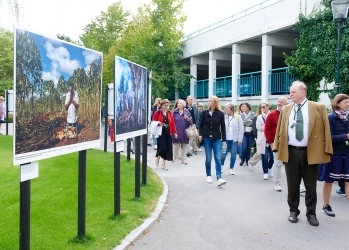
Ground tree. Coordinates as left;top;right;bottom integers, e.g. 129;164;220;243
0;28;13;96
80;1;130;54
57;34;82;46
104;0;191;98
284;0;349;100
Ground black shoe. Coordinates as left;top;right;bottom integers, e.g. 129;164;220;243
193;151;197;155
307;215;319;226
186;153;192;157
239;161;244;166
322;205;335;217
288;212;298;223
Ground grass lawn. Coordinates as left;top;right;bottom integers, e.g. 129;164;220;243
0;135;163;249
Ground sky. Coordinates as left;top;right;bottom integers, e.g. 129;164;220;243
1;0;265;40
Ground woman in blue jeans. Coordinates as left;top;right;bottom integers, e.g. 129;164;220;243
221;103;244;175
198;95;227;186
240;103;255;166
256;102;274;180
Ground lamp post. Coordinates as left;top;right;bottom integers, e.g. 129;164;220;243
330;0;349;94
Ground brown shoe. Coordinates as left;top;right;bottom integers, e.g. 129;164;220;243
307;215;319;226
288;212;298;223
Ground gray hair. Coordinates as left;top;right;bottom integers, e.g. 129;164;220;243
292;80;307;92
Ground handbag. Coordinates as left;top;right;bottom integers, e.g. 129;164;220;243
186;124;199;138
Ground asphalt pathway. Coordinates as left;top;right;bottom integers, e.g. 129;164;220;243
123;143;349;250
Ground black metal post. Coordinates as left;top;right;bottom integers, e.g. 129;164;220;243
78;150;87;237
19;178;30;250
6;90;9;135
135;136;141;198
127;139;131;161
114;142;121;216
336;21;343;95
142;134;147;185
104;85;109;152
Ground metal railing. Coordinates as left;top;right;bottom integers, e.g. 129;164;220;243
237;71;262;96
268;67;297;95
183;0;283;41
214;76;232;98
194;79;209;99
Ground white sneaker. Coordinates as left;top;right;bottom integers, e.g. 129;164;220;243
221;168;224;173
300;185;306;193
263;174;269;180
198;148;202;152
206;176;212;183
154;145;157;150
248;163;253;171
229;169;235;175
274;184;282;192
217;178;227;186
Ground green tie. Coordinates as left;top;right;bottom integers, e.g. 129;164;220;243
296;104;304;141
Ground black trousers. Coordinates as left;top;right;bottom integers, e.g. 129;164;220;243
284;146;319;217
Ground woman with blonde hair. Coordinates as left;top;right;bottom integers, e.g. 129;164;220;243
256;102;274;180
152;99;178;170
198;95;227;186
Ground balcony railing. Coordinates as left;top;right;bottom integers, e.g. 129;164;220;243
268;67;297;95
237;71;262;96
214;76;232;98
182;0;283;41
194;80;209;99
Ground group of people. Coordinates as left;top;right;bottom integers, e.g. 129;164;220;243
150;80;349;227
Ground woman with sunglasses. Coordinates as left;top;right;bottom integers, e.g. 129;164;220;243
256;102;274;180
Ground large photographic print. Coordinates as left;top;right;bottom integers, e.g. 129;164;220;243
114;56;147;141
14;27;102;165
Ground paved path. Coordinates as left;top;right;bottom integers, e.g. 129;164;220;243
101;131;349;249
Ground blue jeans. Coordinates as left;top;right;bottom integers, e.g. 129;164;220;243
203;138;222;180
241;133;254;164
237;144;242;157
221;140;238;169
153;135;157;146
262;146;274;174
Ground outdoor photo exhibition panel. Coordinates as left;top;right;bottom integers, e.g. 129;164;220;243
13;27;103;165
114;56;147;141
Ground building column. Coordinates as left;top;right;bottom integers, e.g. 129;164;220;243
190;57;197;98
232;44;241;105
208;51;216;97
174;92;179;100
261;35;272;102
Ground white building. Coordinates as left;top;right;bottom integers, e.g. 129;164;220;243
177;0;331;106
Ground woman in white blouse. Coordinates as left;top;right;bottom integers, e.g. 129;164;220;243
256;102;274;180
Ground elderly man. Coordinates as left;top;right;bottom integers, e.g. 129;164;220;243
273;81;332;227
186;95;199;156
265;96;288;191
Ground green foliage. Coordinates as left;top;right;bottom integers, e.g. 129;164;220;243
104;0;192;99
284;0;349;101
80;1;130;54
0;28;13;96
0;136;163;249
57;33;82;46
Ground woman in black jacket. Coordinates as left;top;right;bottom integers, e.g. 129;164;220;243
198;95;227;186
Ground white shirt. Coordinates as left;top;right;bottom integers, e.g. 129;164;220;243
288;99;309;147
224;114;244;142
65;90;79;123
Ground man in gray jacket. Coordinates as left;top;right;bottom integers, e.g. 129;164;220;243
186;96;199;156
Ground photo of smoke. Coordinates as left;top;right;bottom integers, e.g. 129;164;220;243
114;56;147;140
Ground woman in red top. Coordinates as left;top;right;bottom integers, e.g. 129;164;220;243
152;99;178;170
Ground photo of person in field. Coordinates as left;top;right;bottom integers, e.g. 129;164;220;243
14;28;102;156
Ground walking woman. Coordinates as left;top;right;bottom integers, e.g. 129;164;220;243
198;95;227;186
150;98;161;150
172;99;193;165
221;103;244;175
152;99;178;170
240;102;255;166
256;102;274;180
318;94;349;217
